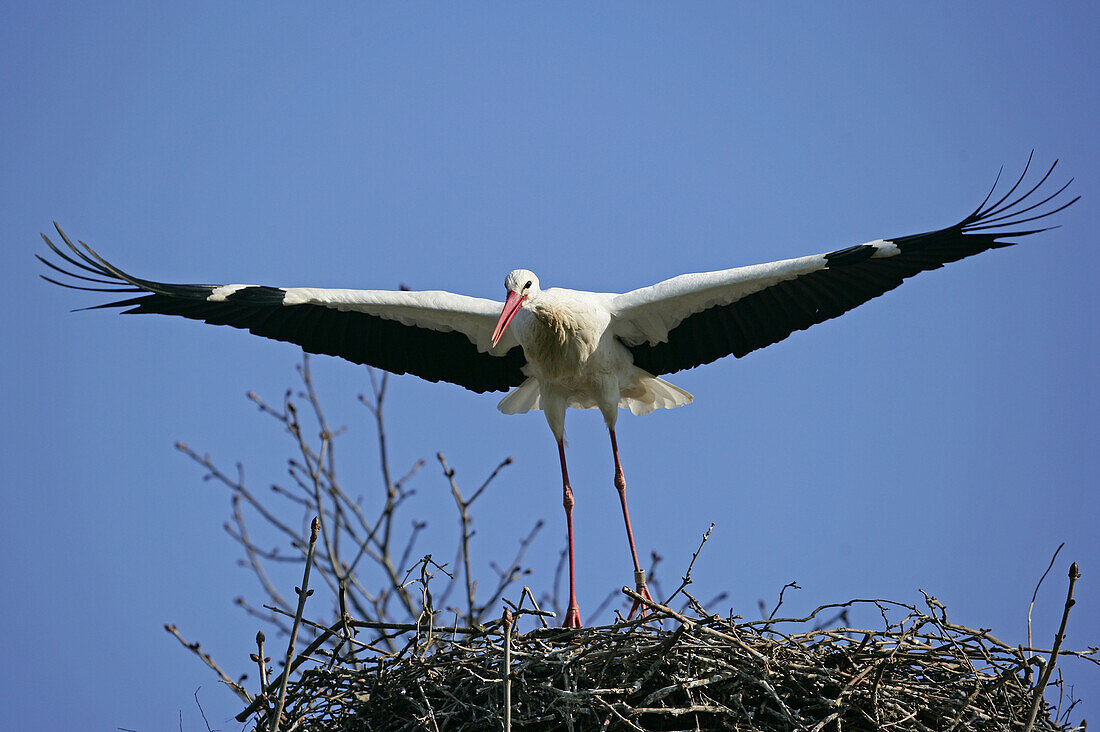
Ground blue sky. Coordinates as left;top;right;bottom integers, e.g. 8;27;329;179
3;3;1098;729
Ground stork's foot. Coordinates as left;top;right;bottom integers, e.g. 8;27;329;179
627;576;654;620
562;600;583;628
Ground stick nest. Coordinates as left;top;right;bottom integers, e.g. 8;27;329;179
250;593;1090;731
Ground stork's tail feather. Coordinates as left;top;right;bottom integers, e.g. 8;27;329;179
620;369;694;416
496;371;693;416
497;377;541;414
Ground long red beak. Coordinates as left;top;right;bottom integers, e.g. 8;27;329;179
491;291;524;347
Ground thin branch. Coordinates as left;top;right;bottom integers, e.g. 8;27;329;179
663;522;715;607
164;624;251;704
438;453;480;625
270;517;321;732
764;581;802;626
249;631;270;715
1028;542;1064;652
1024;562;1081;732
502;607;513;732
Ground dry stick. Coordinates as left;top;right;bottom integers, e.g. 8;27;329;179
192;688;214;732
293;363;354;613
503;586;556;629
1024;561;1080;732
250;631;269;707
275;606;540;646
347;372;421;622
436;453;517;623
503;608;514;732
522;585;554;628
622;586;768;665
301;413;345;598
320;363;422;622
764;581;802;626
469;455;514;505
236;621;342;723
663;522;715;608
263;604;386;655
1028;542;1064;653
270;517;321;732
176;442;301;549
235;597;292;636
230;495;290;611
438;453;477;623
485;520;542;608
164;624;252;704
363;369;398;551
179;435;355;619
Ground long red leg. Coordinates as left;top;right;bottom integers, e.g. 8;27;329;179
557;439;582;628
609;429;653;619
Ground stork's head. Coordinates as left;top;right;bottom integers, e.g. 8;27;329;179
492;269;539;347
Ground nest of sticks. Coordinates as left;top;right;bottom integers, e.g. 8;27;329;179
161;361;1093;731
242;579;1092;731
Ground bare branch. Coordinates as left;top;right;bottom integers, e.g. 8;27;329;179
271;517;321;732
1029;542;1064;652
164;624;251;704
1025;562;1081;732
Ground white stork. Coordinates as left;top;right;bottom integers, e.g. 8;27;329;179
41;157;1074;628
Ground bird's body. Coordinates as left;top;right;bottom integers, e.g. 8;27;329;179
40;157;1075;627
493;274;693;441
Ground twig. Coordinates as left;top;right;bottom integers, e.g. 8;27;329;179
164;624;251;704
469;455;514;505
438;453;478;625
548;548;568;619
270;516;320;732
418;682;441;731
663;523;714;607
250;630;269;710
1028;542;1064;652
503;586;556;629
359;369;397;551
176;442;301;551
503;608;513;732
483;520;542;614
194;687;213;732
236;621;342;723
229;495;290;612
764;581;802;626
622;586;769;664
1024;562;1080;732
437;453;518;626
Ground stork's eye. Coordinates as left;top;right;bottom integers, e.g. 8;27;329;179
524;280;532;290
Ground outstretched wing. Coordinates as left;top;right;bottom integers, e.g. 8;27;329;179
612;155;1076;377
39;229;527;393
